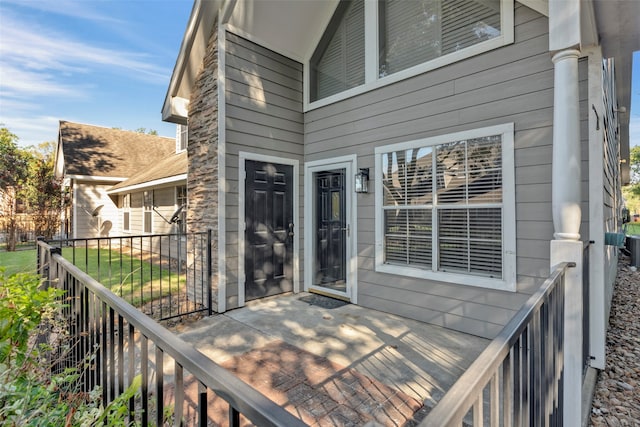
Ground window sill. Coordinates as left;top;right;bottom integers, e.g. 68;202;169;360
375;262;516;292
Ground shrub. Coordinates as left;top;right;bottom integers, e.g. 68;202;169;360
0;268;140;426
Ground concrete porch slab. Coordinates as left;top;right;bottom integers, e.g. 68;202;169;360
177;292;489;410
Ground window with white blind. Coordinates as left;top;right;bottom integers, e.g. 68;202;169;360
143;191;153;234
379;0;501;77
177;124;188;152
310;0;365;102
175;185;187;235
122;194;130;232
307;0;512;107
375;124;516;291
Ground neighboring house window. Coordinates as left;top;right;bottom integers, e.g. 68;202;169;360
309;0;512;105
143;191;153;234
177;124;188;152
374;124;515;291
310;0;365;101
175;185;187;234
122;194;130;232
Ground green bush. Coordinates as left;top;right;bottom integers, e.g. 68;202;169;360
0;268;142;426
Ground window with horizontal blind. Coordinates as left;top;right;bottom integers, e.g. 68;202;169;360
176;185;187;234
310;0;365;101
122;194;130;232
375;124;516;291
143;191;153;234
177;124;188;152
379;0;501;77
306;0;512;108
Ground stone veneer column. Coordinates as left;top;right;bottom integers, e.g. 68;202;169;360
186;25;219;309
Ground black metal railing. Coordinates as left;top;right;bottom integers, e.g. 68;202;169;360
44;232;212;321
36;240;306;427
420;263;573;426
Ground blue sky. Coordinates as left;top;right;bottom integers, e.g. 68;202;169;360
0;0;192;147
0;1;638;149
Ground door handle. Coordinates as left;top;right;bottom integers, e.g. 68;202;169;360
288;223;294;237
340;224;350;237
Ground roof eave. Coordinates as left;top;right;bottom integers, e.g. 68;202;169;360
107;174;188;195
162;0;223;124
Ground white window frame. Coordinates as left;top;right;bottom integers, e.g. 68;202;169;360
176;124;188;153
122;193;131;232
305;0;514;111
374;123;516;291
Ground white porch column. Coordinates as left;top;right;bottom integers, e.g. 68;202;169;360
550;48;583;427
552;49;582;240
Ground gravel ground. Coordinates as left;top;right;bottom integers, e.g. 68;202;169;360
590;254;640;426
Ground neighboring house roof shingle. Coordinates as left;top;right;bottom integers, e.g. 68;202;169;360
108;151;187;193
57;121;176;178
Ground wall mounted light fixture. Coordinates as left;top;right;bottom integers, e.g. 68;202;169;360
355;168;369;193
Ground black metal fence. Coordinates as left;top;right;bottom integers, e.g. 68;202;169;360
36;239;305;427
44;232;212;321
420;262;573;426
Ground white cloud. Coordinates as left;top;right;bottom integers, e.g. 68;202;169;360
0;17;170;84
0;63;85;98
0;115;61;147
0;0;125;25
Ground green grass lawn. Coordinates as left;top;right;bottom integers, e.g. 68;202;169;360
624;222;640;236
0;247;186;307
0;249;38;276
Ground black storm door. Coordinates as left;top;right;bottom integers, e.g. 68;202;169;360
315;169;347;292
245;160;294;301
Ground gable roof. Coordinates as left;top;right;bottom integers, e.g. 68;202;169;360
108;151;187;194
56;120;176;179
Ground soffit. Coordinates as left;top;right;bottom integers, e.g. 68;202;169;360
227;0;338;62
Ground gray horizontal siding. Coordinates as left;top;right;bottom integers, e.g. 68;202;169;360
303;4;561;339
224;31;304;309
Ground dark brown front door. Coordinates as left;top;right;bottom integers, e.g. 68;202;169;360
245;160;294;301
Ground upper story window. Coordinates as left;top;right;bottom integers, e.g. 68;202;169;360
379;0;501;77
177;124;188;152
308;0;512;107
374;123;516;291
310;0;365;102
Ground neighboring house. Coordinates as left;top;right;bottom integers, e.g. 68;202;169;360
161;0;637;415
54;121;183;238
107;150;188;236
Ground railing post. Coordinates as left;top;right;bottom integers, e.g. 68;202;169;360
36;236;45;274
207;229;213;316
550;241;582;426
